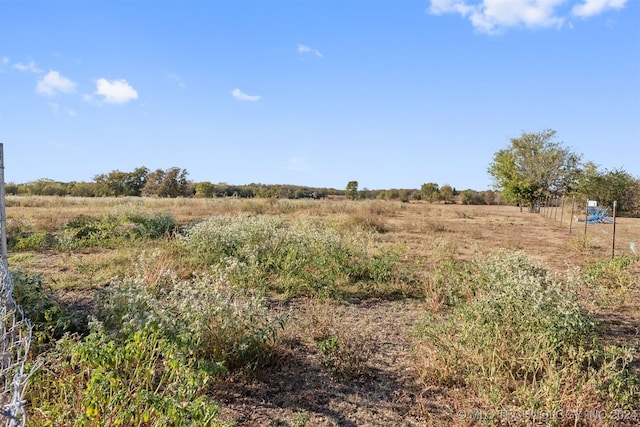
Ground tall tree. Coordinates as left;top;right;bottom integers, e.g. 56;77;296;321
142;167;191;197
345;181;359;200
488;129;581;212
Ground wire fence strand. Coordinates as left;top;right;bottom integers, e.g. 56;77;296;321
0;265;36;427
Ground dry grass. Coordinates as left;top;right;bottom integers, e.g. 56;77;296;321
6;196;640;426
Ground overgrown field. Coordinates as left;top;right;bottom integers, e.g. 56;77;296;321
6;196;640;426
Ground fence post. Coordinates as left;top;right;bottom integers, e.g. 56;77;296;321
611;201;617;259
559;195;565;226
0;143;6;268
583;200;589;248
569;196;575;234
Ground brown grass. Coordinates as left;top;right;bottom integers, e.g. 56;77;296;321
6;196;640;426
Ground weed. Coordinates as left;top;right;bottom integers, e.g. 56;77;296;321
416;250;639;417
583;254;636;309
567;234;600;255
179;214;400;298
95;272;287;373
27;326;225;426
11;271;87;351
126;212;178;238
13;231;58;251
300;300;373;381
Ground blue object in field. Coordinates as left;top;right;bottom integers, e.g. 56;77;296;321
586;205;613;224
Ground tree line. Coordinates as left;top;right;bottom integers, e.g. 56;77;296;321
6;129;639;217
5;167;337;199
6;168;493;205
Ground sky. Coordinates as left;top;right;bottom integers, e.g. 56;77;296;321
0;0;638;191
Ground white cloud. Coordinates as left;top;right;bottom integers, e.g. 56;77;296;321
572;0;627;18
93;78;139;104
428;0;628;34
297;44;323;58
36;70;76;96
231;88;261;102
2;57;10;65
15;60;43;73
168;73;187;88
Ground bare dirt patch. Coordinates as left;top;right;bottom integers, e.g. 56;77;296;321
211;299;429;426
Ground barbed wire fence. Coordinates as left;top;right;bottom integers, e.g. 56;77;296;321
0;143;37;427
540;195;639;260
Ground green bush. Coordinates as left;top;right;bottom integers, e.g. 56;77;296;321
127;212;178;239
416;251;639;419
13;231;58;251
95;272;286;373
27;270;280;425
11;271;86;350
179;214;399;297
27;326;224;426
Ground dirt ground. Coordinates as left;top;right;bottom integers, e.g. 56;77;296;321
207;204;640;426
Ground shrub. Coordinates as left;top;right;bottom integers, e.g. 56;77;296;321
95;272;287;373
583;254;635;309
55;214;133;250
27;326;224;426
27;270;281;425
179;214;400;298
13;231;58;251
11;271;86;351
127;212;178;239
416;251;639;419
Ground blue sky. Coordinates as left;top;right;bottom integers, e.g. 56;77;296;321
1;0;638;191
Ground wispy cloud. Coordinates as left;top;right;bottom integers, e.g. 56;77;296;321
90;78;139;104
572;0;627;18
14;59;43;73
2;57;10;66
168;73;187;88
36;70;76;96
427;0;629;34
297;44;323;58
231;88;261;102
48;102;78;116
285;157;311;172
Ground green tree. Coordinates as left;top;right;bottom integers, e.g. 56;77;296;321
345;180;359;200
194;181;216;198
576;163;639;216
26;179;68;196
94;167;149;196
488;129;581;212
69;181;98;197
4;182;19;195
439;184;454;204
123;166;149;196
142;167;191;198
421;182;439;202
